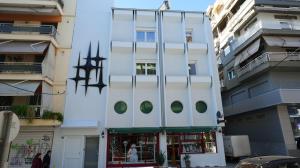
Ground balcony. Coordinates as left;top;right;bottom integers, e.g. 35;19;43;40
237;52;300;78
0;62;42;74
0;0;64;15
0;23;58;47
0;23;56;36
0;105;62;126
0;105;41;118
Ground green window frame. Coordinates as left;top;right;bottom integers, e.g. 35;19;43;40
140;101;153;114
136;63;156;75
196;101;207;113
114;101;127;114
171;101;183;113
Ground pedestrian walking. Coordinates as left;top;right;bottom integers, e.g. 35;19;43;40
43;150;51;168
31;153;42;168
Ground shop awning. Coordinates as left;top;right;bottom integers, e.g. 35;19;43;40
263;36;300;48
234;39;261;66
0;81;40;96
165;126;217;133
108;128;161;134
0;41;49;54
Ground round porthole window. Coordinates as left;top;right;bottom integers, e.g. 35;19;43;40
196;101;207;113
171;101;183;113
140;101;153;114
114;101;127;114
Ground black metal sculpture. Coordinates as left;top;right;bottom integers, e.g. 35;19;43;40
70;42;107;95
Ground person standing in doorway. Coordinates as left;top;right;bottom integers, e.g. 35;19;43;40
31;153;42;168
43;150;51;168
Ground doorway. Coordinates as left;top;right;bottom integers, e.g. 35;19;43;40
84;137;99;168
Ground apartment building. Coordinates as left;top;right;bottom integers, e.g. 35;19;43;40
51;0;226;167
0;0;76;167
208;0;300;156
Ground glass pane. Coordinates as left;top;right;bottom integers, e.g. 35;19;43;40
140;101;153;114
146;32;155;42
196;101;207;113
108;134;158;165
147;63;156;75
136;63;145;75
171;101;183;113
188;64;196;75
136;31;145;42
186;31;192;43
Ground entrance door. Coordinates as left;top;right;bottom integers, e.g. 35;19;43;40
84;137;99;168
63;136;84;168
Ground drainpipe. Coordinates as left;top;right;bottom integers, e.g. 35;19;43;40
0;112;13;168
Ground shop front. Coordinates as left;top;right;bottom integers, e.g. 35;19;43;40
165;129;217;166
107;129;160;167
8;127;54;168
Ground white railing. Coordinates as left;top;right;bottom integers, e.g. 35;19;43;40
0;0;64;8
237;52;300;77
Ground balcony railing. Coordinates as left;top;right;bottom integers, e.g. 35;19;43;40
0;105;42;118
237;52;300;77
0;23;57;37
0;62;42;74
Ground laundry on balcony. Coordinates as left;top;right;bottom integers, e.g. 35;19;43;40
0;41;49;54
0;81;41;96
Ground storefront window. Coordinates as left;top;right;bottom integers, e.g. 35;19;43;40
107;133;159;166
167;132;217;165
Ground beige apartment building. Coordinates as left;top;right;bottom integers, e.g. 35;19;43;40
0;0;76;167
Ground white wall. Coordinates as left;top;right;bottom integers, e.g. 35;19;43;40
63;0;113;127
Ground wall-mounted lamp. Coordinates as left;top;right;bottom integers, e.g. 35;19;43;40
101;131;105;138
216;111;225;124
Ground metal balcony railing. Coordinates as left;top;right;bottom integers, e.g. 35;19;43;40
237;52;300;77
0;105;42;118
0;23;57;37
0;62;42;74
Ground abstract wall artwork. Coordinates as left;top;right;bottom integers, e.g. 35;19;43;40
70;42;107;95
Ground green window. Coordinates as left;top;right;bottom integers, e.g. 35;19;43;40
114;101;127;114
196;101;207;113
136;63;156;75
140;101;153;114
171;101;183;113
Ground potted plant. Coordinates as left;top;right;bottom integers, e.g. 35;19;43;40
11;105;29;118
183;154;191;168
42;110;63;122
156;151;166;167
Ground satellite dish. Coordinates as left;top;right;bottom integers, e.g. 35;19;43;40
0;111;20;142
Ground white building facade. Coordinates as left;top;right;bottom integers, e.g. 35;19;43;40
51;0;226;167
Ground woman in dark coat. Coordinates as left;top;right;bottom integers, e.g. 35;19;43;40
32;153;42;168
43;150;51;168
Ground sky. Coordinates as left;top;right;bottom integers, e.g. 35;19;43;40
114;0;215;12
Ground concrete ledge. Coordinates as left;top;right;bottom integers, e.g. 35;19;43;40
20;119;61;126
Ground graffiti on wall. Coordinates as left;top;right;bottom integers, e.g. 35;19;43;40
9;135;52;167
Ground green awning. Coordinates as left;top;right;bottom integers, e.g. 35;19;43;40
165;126;216;133
108;127;161;134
